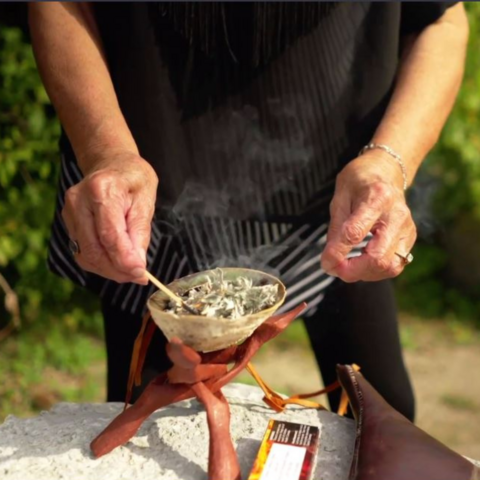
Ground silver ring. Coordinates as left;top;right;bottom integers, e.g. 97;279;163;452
68;239;80;256
395;252;413;265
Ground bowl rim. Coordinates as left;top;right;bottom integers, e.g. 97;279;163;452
146;267;286;323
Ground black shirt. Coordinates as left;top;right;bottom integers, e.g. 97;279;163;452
77;2;451;223
52;2;453;315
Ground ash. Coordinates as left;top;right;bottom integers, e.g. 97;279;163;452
166;269;278;319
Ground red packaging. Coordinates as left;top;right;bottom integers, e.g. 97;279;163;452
248;420;320;480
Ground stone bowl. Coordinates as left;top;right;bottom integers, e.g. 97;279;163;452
146;268;286;353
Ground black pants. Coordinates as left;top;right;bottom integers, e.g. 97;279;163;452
102;278;415;421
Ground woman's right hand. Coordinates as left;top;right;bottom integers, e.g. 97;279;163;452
62;150;158;284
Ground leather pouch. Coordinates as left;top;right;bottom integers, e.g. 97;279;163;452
336;364;479;480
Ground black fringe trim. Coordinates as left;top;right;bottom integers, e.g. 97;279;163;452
154;2;336;67
149;2;337;117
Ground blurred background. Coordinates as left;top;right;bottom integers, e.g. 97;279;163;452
1;3;479;459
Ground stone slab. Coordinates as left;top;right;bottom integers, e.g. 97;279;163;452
0;383;355;480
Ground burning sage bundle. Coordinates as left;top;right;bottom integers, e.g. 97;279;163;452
166;268;279;319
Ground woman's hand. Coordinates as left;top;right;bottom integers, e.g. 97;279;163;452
319;3;468;283
29;4;158;285
62;150;158;284
321;151;417;282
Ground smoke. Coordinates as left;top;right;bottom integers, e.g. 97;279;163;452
172;182;231;219
168;98;314;274
206;245;290;278
407;168;441;240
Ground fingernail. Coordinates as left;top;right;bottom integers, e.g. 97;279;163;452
137;248;147;265
132;267;145;278
322;263;337;277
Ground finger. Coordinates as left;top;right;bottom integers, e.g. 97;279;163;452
335;218;416;283
75;207;146;283
126;197;154;266
365;205;413;260
93;200;146;278
322;197;382;274
63;186;146;283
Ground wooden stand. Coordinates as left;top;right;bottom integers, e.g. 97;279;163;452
90;304;307;480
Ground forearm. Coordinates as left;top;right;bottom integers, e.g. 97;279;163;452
28;2;137;174
372;4;469;187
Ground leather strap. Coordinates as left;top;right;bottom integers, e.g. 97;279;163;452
246;362;361;416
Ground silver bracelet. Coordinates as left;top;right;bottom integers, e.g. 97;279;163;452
359;143;408;191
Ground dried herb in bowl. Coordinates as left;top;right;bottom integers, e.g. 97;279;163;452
165;269;279;319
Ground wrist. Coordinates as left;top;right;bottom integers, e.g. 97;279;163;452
359;142;408;190
346;151;406;193
72;120;139;176
80;150;159;196
79;147;141;176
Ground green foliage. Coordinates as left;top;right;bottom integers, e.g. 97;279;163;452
0;26;101;333
0;24;104;419
269;319;311;348
426;3;480;223
396;240;480;326
395;244;448;318
0;325;105;420
395;4;480;326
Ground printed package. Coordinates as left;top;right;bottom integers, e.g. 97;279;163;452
248;420;320;480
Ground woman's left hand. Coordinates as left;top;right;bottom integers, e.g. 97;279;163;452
321;150;417;282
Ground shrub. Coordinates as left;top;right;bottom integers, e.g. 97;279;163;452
0;25;101;337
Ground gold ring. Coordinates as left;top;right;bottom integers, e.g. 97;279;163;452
395;252;413;265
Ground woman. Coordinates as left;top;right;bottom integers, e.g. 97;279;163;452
29;2;468;418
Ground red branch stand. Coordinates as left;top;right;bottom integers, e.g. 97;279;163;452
90;303;343;480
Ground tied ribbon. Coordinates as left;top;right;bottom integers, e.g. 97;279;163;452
125;311;360;417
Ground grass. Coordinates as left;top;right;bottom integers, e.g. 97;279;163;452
441;394;480;412
274;319;311;347
398;313;480;351
400;324;419;350
0;324;105;421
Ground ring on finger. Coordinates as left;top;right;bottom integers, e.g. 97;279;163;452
68;238;81;256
